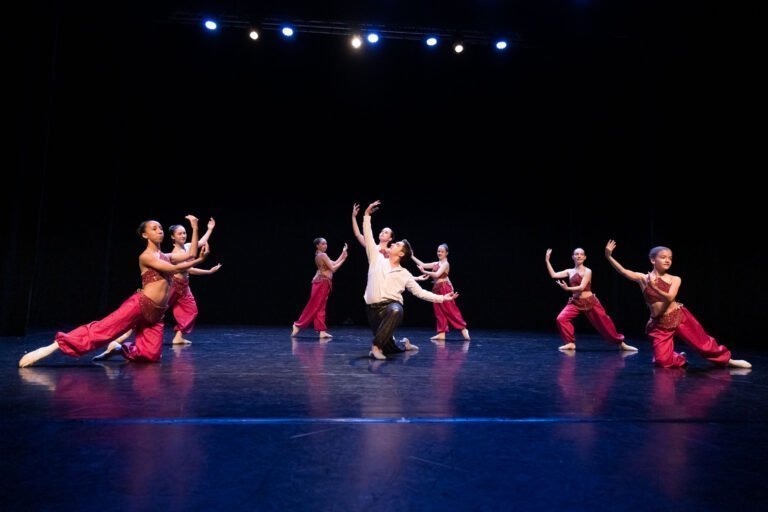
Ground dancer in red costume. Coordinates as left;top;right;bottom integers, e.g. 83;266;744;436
167;216;221;345
18;216;208;367
412;243;470;341
291;237;348;338
106;217;221;347
604;240;750;369
546;247;637;352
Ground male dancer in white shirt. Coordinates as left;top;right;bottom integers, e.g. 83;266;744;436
362;200;459;360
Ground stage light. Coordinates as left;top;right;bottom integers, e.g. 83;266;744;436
172;12;525;57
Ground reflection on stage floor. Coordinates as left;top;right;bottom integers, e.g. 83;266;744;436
2;326;766;511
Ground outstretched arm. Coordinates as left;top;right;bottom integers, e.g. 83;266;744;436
170;215;200;263
411;254;426;267
362;200;382;262
545;249;569;279
199;217;216;246
405;276;458;303
420;260;448;279
189;263;222;276
352;203;365;247
411;255;437;270
144;244;209;273
604;240;645;283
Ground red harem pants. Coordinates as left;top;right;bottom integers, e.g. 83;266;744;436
432;280;467;334
55;292;167;363
294;278;332;331
169;277;198;334
646;306;731;368
556;295;624;345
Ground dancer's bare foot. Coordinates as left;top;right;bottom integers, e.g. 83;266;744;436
369;345;386;360
403;338;419;351
461;328;470;340
319;331;333;339
19;342;59;368
620;342;638;352
558;342;576;351
172;332;192;345
430;333;445;341
728;359;752;369
92;341;123;362
291;324;300;336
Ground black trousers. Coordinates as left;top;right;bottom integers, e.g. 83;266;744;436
366;300;405;354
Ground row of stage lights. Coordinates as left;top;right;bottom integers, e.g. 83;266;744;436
193;16;517;54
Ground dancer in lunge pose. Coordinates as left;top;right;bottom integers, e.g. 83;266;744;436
18;216;208;367
546;247;637;352
361;200;458;360
604;240;750;369
106;217;221;347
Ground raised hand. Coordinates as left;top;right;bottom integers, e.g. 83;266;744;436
185;214;199;228
365;200;381;215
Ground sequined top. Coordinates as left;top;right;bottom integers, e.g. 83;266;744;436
141;252;172;286
643;276;669;305
569;272;591;292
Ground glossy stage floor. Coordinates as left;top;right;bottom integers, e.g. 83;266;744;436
2;326;766;511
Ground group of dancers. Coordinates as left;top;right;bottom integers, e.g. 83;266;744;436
18;215;220;367
18;201;751;369
290;201;470;360
547;242;751;369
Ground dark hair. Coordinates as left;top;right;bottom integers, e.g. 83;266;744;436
400;239;413;264
136;220;156;237
169;224;184;235
313;237;326;248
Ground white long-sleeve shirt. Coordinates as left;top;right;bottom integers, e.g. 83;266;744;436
363;215;446;305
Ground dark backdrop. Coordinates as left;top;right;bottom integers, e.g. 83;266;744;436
4;2;760;347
